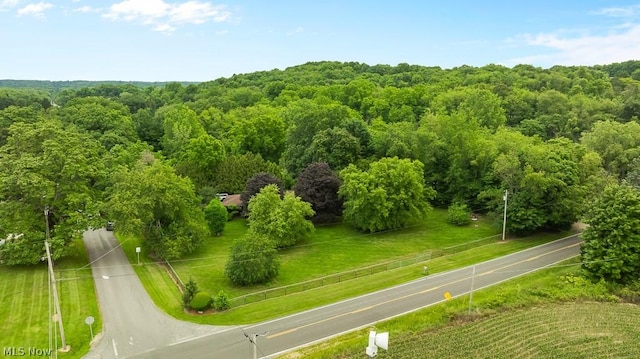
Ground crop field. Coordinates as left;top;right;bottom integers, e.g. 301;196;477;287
356;303;640;358
0;238;101;359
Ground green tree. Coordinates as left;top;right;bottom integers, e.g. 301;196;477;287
213;153;288;194
225;232;279;286
581;184;640;284
483;132;585;235
306;127;361;171
0;105;40;146
0;119;106;264
204;199;227;236
240;172;283;215
339;157;436;232
107;158;208;260
172;135;225;189
581;120;640;180
248;184;315;248
56;96;138;149
282;99;362;175
158;104;206;156
229;105;286;163
132;108;163;150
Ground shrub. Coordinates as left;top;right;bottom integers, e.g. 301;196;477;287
213;290;230;311
448;202;471;226
225;232;279;286
190;291;212;311
204;198;228;235
226;204;241;219
182;278;198;307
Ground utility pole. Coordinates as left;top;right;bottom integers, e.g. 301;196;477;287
468;265;476;316
502;189;508;241
44;207;69;351
245;331;268;359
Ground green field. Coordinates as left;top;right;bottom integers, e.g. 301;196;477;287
0;238;101;359
282;261;640;358
117;210;576;324
169;209;498;296
0;210;577;359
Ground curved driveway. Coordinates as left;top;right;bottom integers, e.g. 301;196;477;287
82;229;223;359
131;234;582;358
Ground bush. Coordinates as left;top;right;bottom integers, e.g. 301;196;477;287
225;232;279;286
213;290;230;311
226;204;241;219
448;203;471;226
190;291;212;311
182;278;198;307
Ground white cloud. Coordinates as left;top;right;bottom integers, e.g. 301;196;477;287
169;1;229;24
0;0;22;11
592;4;640;18
104;0;231;33
73;5;99;13
507;5;640;67
17;2;53;18
154;23;176;34
287;26;303;36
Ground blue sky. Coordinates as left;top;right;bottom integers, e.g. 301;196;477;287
1;0;640;81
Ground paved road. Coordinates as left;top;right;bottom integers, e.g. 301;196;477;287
82;229;223;359
131;234;582;359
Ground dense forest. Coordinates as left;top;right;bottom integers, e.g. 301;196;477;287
1;60;640;270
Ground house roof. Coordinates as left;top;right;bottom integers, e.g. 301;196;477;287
221;194;242;207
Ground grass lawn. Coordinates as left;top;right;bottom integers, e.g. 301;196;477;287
0;237;101;359
282;259;640;358
119;209;576;324
174;209;498;297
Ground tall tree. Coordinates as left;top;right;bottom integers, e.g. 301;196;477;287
228;105;286;163
56;96;138;149
581;120;640;180
581;184;640;284
240;172;283;215
282;99;363;175
293;162;342;223
339;157;435;232
213;153;288;194
306;127;362;171
0;119;106;264
172;135;225;189
107;158;208;260
248;184;315;248
203;198;228;236
157;104;206;157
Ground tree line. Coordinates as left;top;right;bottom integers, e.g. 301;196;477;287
1;60;639;285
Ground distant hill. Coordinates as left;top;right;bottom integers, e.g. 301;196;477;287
0;80;198;92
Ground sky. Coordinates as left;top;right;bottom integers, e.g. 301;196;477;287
1;0;640;82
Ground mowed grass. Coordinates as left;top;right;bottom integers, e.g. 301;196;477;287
282;260;640;359
173;209;498;297
118;209;576;324
0;237;101;359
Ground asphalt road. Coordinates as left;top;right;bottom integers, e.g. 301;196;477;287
82;229;223;359
130;234;582;359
